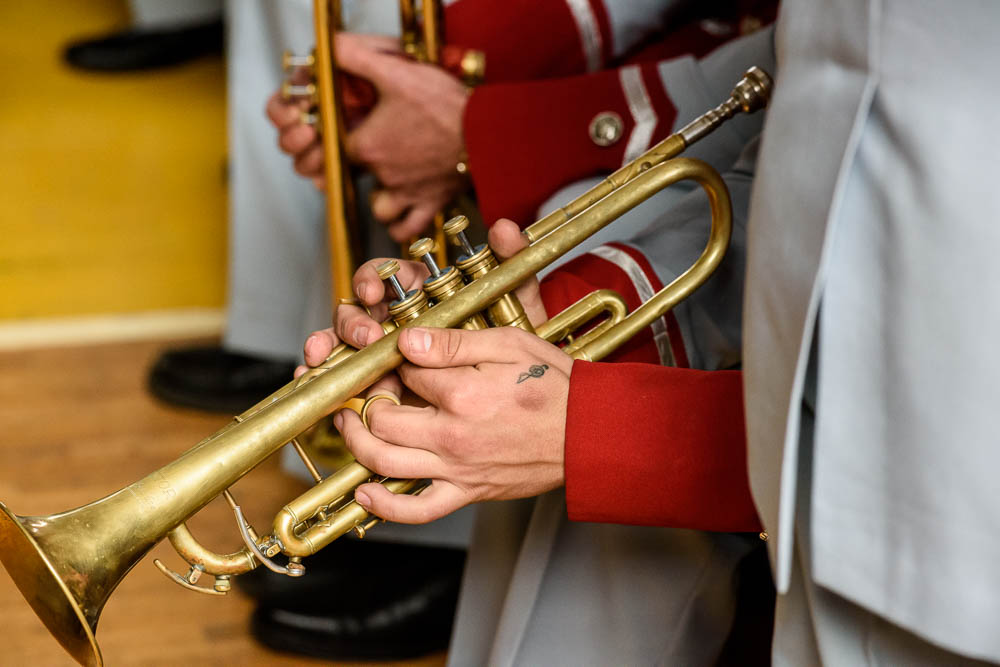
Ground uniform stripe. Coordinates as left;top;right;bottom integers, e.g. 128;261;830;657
612;241;690;369
587;244;675;366
619;65;658;164
564;0;603;71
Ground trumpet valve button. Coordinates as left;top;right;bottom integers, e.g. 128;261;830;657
281;81;317;101
376;259;400;281
410;238;442;277
282;50;316;71
442;214;470;238
213;575;232;593
377;260;408;302
443;215;476;257
409;237;436;260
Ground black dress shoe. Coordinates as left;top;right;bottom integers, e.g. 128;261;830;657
148;345;296;413
63;21;223;72
239;539;466;661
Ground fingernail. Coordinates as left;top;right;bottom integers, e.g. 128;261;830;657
407;328;431;353
305;333;319;351
358;283;370;302
355;489;371;509
333;411;344;430
353;326;370;346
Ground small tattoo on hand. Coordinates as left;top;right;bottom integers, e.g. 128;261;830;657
516;364;549;384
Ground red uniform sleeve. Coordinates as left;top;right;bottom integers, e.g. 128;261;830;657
564;361;760;531
464;60;677;227
541;247;760;531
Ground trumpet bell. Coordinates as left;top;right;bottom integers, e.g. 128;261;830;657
0;503;102;667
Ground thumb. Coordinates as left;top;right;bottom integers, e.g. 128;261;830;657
488;219;547;326
488;218;528;260
398;327;528;368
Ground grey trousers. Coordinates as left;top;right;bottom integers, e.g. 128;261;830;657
223;0;327;362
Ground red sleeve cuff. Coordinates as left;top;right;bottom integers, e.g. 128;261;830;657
564;360;761;532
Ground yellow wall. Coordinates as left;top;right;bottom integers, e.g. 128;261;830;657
0;1;228;320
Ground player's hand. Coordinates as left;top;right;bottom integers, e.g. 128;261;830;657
337;324;572;523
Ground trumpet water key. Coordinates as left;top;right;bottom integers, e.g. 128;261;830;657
0;67;771;667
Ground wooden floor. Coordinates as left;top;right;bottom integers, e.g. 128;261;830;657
0;339;445;667
0;1;228;320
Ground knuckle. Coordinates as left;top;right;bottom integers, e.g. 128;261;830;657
366;408;390;441
334;313;352;341
341;426;361;456
415;506;436;524
371;452;395;477
350;132;378;164
442;385;472;413
442;330;463;363
435;421;465;457
293;151;312;172
378;169;404;189
374;502;399;523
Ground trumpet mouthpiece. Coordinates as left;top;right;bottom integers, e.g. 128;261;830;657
731;66;773;114
677;66;773;145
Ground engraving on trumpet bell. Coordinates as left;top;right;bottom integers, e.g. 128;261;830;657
128;471;177;513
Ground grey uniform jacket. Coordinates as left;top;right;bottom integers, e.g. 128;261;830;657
745;0;1000;661
447;28;775;666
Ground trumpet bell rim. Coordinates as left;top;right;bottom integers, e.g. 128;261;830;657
0;502;102;667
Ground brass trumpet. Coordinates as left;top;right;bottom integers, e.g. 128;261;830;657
0;67;771;667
